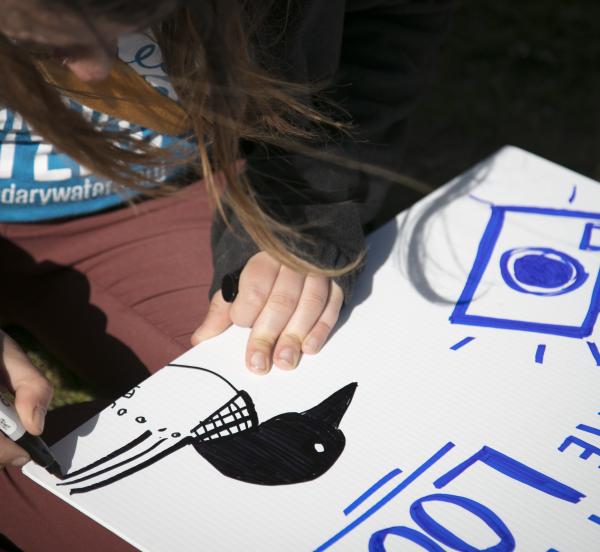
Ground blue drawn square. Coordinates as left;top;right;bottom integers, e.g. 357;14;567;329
580;222;600;251
450;206;600;338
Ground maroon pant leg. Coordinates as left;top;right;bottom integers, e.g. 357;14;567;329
0;181;213;551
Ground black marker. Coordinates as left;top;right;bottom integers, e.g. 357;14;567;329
0;392;63;479
221;268;243;303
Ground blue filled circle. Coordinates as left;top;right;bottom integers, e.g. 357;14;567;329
500;247;588;296
514;254;573;288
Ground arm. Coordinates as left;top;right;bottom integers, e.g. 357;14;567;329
196;0;455;371
210;0;455;300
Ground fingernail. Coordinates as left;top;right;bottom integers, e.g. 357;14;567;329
33;405;46;434
11;456;29;468
250;351;267;373
277;348;296;369
304;336;321;354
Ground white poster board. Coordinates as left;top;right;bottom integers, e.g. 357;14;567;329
25;147;600;551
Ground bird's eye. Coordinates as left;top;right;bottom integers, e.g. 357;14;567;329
314;443;325;453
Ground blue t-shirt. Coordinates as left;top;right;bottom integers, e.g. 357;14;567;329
0;32;187;222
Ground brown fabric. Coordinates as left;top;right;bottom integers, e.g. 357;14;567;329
1;401;136;552
0;180;213;551
36;59;192;136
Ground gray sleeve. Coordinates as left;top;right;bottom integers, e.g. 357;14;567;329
209;0;455;301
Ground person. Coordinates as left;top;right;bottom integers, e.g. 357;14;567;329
0;0;453;549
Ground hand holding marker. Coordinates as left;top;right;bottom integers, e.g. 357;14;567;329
0;330;62;478
0;392;63;478
193;253;345;374
221;267;242;303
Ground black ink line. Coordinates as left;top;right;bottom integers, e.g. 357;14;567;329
58;438;168;486
166;363;239;393
194;417;254;441
194;383;357;486
63;381;357;493
70;437;194;495
63;430;153;479
191;390;258;438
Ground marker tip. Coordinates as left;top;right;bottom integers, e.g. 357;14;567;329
46;461;64;480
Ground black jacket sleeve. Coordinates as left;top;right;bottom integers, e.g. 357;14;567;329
209;0;455;301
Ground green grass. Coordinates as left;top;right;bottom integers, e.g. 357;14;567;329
3;325;94;409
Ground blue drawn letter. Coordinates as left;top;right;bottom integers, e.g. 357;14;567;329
410;493;515;551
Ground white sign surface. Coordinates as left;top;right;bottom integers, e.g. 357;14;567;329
25;147;600;551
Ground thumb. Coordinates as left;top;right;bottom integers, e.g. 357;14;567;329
191;291;232;346
2;333;53;436
14;381;53;436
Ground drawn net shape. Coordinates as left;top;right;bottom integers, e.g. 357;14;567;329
191;390;258;442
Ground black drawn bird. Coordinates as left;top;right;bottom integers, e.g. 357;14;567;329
195;383;356;485
58;365;357;494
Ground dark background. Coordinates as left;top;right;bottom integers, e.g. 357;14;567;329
403;0;599;187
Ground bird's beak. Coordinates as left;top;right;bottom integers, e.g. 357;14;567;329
302;383;357;428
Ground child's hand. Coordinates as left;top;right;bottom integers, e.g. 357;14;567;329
0;330;53;468
191;252;344;374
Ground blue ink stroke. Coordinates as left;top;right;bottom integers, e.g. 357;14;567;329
369;525;444;551
450;206;600;338
589;514;600;525
410;493;515;551
587;342;600;366
500;247;588;297
450;337;476;351
568;185;577;204
315;442;455;552
576;424;600;438
580;223;600;251
343;468;402;516
433;446;585;504
535;344;546;364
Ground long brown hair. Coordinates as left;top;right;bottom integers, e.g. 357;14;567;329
0;0;426;277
